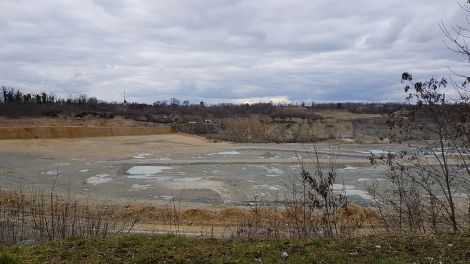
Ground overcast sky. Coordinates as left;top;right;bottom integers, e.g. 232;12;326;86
0;1;466;104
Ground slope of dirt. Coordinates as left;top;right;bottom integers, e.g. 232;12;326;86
0;126;175;139
315;109;384;120
207;112;387;143
0;116;138;127
0;117;175;139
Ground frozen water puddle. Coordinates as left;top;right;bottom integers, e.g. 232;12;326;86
153;195;174;200
266;167;284;177
357;178;371;182
247;165;284;177
355;149;396;155
126;166;203;183
41;169;67;177
332;184;372;199
127;166;172;177
41;170;60;176
131;184;151;190
86;174;111;186
255;184;280;191
133;153;152;159
208;150;240;155
339;166;359;171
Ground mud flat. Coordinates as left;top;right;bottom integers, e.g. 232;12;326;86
0;133;399;206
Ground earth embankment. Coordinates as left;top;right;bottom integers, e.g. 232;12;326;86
0;117;175;139
0;126;175;139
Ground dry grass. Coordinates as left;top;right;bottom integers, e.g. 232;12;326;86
0;189;383;242
0;189;139;244
1;233;469;263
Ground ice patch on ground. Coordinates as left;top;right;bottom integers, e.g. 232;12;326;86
42;170;60;175
332;184;372;199
259;152;279;159
356;150;395;155
133;153;152;159
172;177;203;183
131;184;151;190
288;165;301;169
249;164;268;169
332;184;355;190
256;184;280;191
208;151;240;155
128;175;174;180
357;178;371;182
127;166;172;176
53;162;70;166
345;190;372;199
153;195;174;200
86;174;111;185
79;169;89;173
266;167;284;177
341;166;359;170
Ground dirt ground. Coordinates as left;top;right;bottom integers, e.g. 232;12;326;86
0;131;400;209
0;133;220;159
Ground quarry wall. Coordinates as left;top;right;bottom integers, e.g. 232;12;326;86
0;126;176;139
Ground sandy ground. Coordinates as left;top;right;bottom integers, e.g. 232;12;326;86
0;133;398;207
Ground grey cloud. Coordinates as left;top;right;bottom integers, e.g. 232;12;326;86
0;0;465;103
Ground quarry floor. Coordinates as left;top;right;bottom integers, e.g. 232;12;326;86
0;133;405;207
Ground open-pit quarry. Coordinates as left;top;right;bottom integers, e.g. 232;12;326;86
0;117;401;208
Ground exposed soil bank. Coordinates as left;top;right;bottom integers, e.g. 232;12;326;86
0;116;176;139
0;126;175;139
179;111;390;143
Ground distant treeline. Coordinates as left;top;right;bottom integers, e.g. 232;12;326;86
0;86;405;119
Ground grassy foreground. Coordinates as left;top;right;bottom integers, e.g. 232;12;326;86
1;234;469;264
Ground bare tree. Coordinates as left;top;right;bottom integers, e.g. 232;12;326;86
283;145;349;238
368;1;470;234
